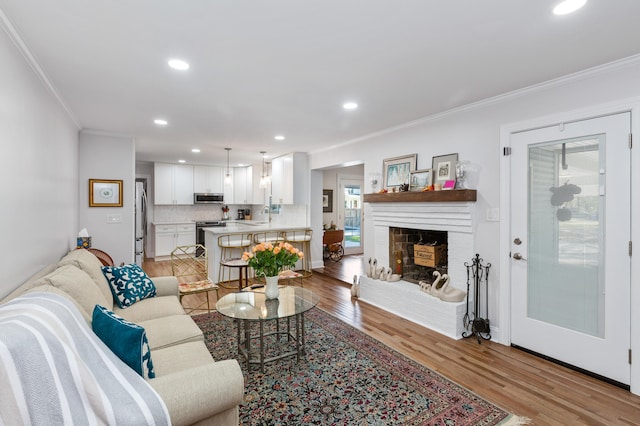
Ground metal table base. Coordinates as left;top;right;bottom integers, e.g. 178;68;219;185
236;312;308;373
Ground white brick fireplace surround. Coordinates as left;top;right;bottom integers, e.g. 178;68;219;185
361;191;476;339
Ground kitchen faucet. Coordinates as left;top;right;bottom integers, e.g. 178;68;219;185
261;195;273;223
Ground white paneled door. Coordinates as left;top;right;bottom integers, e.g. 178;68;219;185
510;112;631;386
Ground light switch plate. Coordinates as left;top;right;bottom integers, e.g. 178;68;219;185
486;208;500;222
107;214;121;224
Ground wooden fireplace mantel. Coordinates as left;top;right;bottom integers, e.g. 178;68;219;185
363;189;476;203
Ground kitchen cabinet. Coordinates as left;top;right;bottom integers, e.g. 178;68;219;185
233;166;253;204
154;223;195;257
154;163;194;205
271;153;308;204
193;165;224;194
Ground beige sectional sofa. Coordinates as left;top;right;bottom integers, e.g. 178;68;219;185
0;249;244;426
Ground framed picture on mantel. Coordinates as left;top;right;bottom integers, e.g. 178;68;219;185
432;153;458;186
383;154;417;191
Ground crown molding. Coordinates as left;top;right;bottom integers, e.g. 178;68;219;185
80;128;135;140
0;8;80;129
312;53;640;154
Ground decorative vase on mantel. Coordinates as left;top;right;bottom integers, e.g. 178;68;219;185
265;275;279;300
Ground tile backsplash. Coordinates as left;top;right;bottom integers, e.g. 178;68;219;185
153;204;308;226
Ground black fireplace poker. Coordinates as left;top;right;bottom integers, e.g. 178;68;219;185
462;253;492;343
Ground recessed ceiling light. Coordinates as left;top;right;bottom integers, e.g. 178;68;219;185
191;148;201;153
154;119;168;126
178;159;186;163
553;0;587;15
274;135;285;141
168;59;190;70
343;102;358;110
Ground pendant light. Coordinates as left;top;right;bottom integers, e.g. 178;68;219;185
224;147;232;185
259;151;271;189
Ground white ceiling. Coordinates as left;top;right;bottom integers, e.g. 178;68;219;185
2;0;640;167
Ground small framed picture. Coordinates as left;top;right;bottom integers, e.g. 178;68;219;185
322;189;333;212
409;169;433;191
432;153;458;185
383;154;417;190
89;179;123;207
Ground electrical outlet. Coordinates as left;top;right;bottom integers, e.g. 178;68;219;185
486;208;500;222
107;214;121;224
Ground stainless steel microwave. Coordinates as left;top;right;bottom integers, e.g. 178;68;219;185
194;193;224;204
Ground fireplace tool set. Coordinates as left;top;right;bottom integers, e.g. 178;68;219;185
462;253;492;343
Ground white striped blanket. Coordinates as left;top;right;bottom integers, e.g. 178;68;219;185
0;292;170;425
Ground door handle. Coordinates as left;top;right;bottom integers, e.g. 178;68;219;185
512;252;527;261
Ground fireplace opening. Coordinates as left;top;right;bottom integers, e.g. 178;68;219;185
389;227;448;284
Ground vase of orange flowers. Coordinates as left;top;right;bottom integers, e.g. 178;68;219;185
242;241;304;299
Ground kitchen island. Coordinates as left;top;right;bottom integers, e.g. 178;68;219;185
203;221;312;287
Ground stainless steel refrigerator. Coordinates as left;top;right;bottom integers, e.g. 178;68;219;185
134;181;147;266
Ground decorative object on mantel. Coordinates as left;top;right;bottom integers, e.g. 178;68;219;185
368;172;381;192
363;189;477;203
409;168;433;191
382;153;417;191
432;153;458;187
462;253;492;343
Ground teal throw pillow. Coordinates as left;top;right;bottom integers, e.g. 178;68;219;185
92;305;155;379
101;263;156;308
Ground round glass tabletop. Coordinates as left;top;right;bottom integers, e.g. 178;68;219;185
216;287;319;321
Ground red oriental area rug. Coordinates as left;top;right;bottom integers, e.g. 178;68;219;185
193;309;528;425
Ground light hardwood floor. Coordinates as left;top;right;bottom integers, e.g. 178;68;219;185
144;256;640;425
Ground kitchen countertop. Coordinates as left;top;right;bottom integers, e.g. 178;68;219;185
152;221;196;225
202;220;309;234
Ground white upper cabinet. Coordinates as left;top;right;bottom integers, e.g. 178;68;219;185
194;166;224;194
233;166;253;205
271;153;308;204
154;163;194;205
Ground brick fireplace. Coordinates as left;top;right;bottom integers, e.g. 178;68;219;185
388;227;447;284
361;190;477;339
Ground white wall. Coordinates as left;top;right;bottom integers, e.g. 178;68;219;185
0;23;79;298
308;57;640;340
79;130;135;266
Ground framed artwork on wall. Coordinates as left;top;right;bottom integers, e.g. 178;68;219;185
383;154;417;190
409;169;433;191
432;153;458;185
89;179;123;207
322;189;333;212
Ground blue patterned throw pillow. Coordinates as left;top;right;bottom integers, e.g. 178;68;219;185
92;305;155;379
101;263;156;308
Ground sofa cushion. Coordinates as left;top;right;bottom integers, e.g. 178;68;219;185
0;263;58;304
138;315;204;350
150;341;214;377
113;295;186;323
31;265;110;320
102;263;157;308
58;248;113;307
92;305;155;379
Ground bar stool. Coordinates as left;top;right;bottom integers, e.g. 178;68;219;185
217;233;253;288
253;231;285;245
282;228;313;274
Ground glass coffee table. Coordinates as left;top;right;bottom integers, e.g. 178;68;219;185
216;286;319;372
